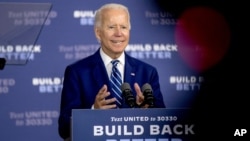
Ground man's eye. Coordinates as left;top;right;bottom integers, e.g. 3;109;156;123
122;26;127;29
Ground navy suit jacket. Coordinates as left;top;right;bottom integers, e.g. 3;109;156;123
58;48;166;139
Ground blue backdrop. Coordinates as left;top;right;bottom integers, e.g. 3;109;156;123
0;0;248;141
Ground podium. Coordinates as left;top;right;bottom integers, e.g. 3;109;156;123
71;108;198;141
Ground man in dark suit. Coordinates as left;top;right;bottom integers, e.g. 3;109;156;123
58;3;166;140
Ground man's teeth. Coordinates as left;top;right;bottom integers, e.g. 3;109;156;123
113;41;122;43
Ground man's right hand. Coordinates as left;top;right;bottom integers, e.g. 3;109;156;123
94;84;117;109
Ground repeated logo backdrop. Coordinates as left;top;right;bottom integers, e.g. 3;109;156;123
0;0;246;141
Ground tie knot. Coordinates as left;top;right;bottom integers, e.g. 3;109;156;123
111;60;119;67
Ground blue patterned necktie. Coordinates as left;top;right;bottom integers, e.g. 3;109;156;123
110;60;122;107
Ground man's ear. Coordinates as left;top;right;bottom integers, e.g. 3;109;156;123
94;27;101;42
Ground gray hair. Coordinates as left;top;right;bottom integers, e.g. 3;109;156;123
94;3;131;29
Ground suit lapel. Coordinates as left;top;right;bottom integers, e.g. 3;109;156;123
124;53;136;85
92;49;110;89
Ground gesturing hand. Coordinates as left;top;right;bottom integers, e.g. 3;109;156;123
134;83;149;108
94;84;117;109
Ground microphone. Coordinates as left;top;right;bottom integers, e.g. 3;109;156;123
142;83;154;108
121;82;136;108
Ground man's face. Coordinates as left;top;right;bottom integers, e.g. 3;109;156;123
95;8;130;59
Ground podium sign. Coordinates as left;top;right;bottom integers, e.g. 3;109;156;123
72;108;197;141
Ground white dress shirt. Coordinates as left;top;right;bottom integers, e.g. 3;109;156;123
100;48;125;82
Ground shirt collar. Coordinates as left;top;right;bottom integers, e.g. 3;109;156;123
100;48;125;66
